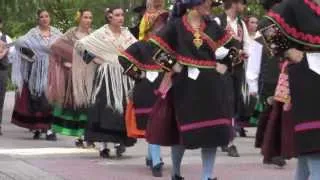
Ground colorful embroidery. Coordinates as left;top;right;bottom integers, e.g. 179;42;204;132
176;55;216;69
120;51;162;71
266;11;320;46
304;0;320;16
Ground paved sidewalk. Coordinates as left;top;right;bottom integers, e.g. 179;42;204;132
0;92;295;180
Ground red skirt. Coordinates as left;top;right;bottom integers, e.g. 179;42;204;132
261;102;296;160
11;85;52;130
146;93;179;146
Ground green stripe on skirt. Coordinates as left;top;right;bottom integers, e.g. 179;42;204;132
249;99;264;126
52;105;88;137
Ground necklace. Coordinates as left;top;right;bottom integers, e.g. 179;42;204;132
187;13;203;49
193;28;203;49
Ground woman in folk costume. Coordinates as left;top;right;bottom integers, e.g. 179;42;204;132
258;0;320;179
73;6;137;158
11;10;62;140
244;1;292;167
246;29;288;167
118;0;169;176
47;9;94;147
130;0;147;38
139;0;166;40
144;0;244;179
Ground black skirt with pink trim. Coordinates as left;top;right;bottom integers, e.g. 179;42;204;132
133;74;163;132
11;85;52;130
147;68;234;149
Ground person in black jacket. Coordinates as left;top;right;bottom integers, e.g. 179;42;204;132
214;0;251;157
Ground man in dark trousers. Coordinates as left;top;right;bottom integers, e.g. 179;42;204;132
214;0;251;157
0;16;14;135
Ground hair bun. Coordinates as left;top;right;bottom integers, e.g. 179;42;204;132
75;11;81;24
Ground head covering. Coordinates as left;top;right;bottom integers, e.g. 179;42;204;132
259;0;282;10
222;0;247;4
212;0;223;6
258;0;320;56
172;0;222;18
133;0;147;13
183;0;222;7
266;0;320;49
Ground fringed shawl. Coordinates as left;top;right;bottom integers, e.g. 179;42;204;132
47;27;90;106
11;26;62;96
73;25;137;112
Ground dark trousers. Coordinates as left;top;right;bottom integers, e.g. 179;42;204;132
0;70;8;124
232;65;245;121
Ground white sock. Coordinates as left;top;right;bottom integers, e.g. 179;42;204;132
100;143;108;151
46;129;53;135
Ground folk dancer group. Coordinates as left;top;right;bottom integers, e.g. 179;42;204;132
0;0;320;179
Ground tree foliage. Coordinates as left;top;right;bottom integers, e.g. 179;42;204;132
1;0;264;91
1;0;264;37
1;0;145;37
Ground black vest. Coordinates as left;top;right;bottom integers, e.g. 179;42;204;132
255;36;280;98
217;13;244;50
0;33;9;70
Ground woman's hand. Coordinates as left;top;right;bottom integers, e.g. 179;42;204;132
93;57;104;65
285;48;304;63
0;40;8;59
239;50;249;60
216;63;228;74
63;62;72;68
172;63;183;73
249;92;258;97
140;71;146;79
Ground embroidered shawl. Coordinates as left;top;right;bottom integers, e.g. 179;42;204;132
47;27;91;106
11;26;62;96
73;24;137;112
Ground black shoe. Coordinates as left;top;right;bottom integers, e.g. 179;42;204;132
239;128;247;137
271;157;287;167
146;158;164;168
151;163;163;177
172;175;184;180
221;146;229;152
99;148;110;158
33;131;41;140
227;145;240;157
0;126;3;136
86;141;95;148
115;144;126;157
46;133;57;141
75;138;84;148
208;178;218;180
264;156;286;167
146;158;152;167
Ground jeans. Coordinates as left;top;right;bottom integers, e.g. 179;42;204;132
147;144;161;167
295;154;320;180
171;145;217;180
